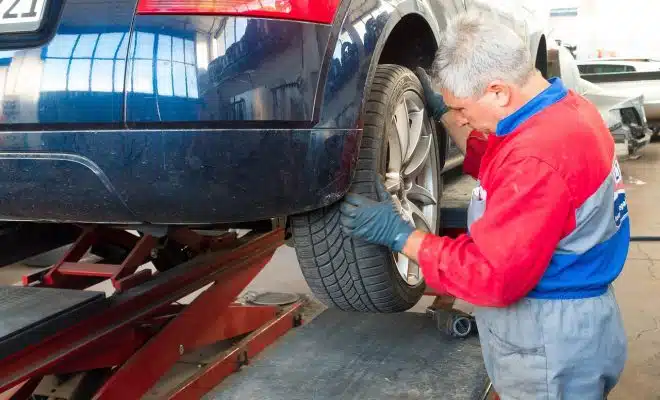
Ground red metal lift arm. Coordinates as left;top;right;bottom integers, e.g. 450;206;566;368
0;227;304;400
0;201;475;399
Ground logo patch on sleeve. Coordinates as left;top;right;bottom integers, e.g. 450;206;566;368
613;191;628;228
612;159;628;228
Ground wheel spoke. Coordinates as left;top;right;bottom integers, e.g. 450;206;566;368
407;183;437;206
393;101;409;161
395;250;421;285
409;201;432;232
384;172;401;193
391;192;405;217
407;259;421;283
404;107;424;164
396;256;411;284
385;90;437;288
403;135;431;178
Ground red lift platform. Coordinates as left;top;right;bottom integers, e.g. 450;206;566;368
0;225;304;399
0;194;497;399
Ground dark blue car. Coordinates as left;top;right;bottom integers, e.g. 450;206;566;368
0;0;548;312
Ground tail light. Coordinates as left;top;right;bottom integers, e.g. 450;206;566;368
136;0;342;24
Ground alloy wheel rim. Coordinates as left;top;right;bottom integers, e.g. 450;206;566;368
384;90;439;287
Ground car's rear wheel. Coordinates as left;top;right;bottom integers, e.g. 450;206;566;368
291;64;443;312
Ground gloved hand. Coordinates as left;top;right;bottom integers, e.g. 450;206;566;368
416;67;448;120
340;179;415;253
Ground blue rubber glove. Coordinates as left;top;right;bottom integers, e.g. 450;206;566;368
340;179;415;253
416;67;448;120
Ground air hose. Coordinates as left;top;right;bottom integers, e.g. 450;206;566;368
630;236;660;242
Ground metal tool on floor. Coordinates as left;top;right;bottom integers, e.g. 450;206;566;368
426;306;478;338
421;210;480;340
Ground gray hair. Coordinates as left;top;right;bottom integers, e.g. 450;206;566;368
431;12;534;98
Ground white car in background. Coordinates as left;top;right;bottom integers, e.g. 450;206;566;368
577;58;660;132
548;47;652;158
577;58;660;74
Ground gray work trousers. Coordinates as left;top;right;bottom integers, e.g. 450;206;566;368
473;286;627;400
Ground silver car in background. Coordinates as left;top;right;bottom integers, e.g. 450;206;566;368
577;58;660;136
548;45;652;158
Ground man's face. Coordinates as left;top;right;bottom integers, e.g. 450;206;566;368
440;82;512;134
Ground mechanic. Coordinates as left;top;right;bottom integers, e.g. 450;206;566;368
340;13;629;399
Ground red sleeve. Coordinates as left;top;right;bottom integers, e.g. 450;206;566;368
462;130;488;179
417;156;574;307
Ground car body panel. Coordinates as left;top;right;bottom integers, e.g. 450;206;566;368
580;74;660;122
548;44;651;157
0;0;463;225
315;0;465;172
581;83;652;156
578;59;660;123
580;81;645;122
0;0;549;225
126;16;332;123
0;127;358;224
316;0;460;129
0;0;138;125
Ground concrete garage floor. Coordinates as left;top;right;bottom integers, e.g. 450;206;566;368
248;143;660;399
609;142;660;400
1;142;660;398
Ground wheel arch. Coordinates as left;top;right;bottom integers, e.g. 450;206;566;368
312;1;449;194
368;11;449;168
370;14;439;83
359;9;442;118
364;12;448;169
315;0;445;128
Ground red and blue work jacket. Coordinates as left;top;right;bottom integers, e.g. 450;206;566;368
418;77;630;307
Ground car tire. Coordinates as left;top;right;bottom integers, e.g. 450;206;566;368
291;64;444;312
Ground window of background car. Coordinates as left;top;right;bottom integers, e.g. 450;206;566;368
578;64;636;74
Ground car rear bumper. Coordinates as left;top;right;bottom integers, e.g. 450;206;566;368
0;128;359;225
611;124;651;157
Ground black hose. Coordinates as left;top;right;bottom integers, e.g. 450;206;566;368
630;236;660;242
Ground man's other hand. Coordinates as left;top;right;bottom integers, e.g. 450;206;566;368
340;179;415;253
416;67;448;120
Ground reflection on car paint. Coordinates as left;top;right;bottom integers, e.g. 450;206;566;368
126;16;329;122
0;0;138;124
0;0;469;224
0;0;429;128
41;33;128;94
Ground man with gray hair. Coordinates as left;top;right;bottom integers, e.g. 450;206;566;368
340;12;628;399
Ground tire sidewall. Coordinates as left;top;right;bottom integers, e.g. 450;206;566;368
290;64;445;312
351;65;443;300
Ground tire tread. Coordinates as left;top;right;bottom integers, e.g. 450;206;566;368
291;64;438;313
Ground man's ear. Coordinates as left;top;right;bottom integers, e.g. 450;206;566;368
486;80;511;107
